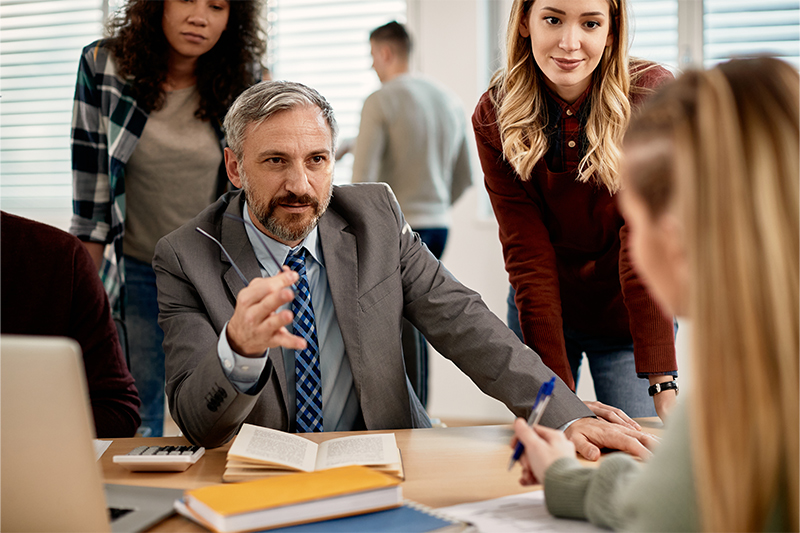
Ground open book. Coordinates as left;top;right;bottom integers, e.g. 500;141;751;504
223;424;404;483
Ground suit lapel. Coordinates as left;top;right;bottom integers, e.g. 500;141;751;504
219;193;289;408
220;196;260;297
318;207;362;396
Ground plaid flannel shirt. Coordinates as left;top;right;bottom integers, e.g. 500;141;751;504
69;40;228;314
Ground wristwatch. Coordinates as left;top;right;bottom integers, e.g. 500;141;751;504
648;380;679;396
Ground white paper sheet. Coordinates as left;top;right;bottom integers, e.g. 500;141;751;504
94;439;112;461
438;490;603;532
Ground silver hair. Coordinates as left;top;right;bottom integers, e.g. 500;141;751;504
223;80;338;159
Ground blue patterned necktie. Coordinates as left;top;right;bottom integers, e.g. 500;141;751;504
285;246;323;432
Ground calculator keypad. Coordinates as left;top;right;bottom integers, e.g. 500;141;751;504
113;444;205;472
127;445;201;456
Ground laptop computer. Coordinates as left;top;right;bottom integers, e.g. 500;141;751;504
1;335;183;532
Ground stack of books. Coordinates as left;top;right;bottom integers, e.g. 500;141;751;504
175;425;470;533
177;465;403;532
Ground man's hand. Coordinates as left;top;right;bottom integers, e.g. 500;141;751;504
583;400;641;430
226;268;306;357
511;418;575;485
564;417;657;461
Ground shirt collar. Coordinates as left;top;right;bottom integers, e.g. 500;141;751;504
242;201;324;276
543;80;592;115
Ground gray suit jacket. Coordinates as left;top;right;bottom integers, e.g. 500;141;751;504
154;184;591;447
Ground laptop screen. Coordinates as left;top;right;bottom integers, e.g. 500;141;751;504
1;335;183;533
1;335;111;532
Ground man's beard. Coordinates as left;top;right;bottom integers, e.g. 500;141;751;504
242;175;332;244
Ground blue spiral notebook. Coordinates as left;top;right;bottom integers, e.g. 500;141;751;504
269;501;471;532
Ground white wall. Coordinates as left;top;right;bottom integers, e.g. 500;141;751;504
405;0;692;423
404;0;511;423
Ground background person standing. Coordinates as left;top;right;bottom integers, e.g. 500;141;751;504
347;21;473;406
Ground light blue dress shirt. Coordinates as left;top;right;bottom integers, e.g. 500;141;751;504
217;203;360;431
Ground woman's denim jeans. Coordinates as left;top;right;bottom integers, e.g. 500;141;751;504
507;286;664;418
124;255;166;437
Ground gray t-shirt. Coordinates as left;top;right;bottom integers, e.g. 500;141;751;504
123;85;222;263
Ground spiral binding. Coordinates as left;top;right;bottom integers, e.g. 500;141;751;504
403;499;475;530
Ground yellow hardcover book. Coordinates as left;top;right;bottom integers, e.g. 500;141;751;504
184;465;402;533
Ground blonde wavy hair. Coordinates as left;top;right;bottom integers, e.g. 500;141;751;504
490;0;647;193
625;57;799;532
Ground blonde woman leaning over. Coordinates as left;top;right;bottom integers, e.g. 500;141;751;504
511;57;799;532
473;0;678;421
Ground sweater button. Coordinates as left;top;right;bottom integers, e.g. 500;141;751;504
568;140;576;148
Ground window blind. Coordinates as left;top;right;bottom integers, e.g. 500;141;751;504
2;0;798;230
265;0;406;183
629;0;680;71
704;0;800;68
0;0;106;230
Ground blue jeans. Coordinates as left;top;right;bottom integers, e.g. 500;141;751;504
507;286;658;418
507;286;524;342
401;228;447;408
415;228;448;260
124;255;165;437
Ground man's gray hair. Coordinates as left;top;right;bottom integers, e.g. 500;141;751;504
224;80;338;159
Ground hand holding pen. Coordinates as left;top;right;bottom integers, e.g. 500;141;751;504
508;377;555;470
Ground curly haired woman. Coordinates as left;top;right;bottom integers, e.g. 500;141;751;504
70;0;265;436
472;0;677;420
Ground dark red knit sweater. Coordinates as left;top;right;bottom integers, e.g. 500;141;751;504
1;212;141;436
472;66;677;390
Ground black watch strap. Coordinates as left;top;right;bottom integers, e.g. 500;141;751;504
648;380;679;396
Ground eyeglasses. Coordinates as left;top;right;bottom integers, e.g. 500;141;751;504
195;213;292;288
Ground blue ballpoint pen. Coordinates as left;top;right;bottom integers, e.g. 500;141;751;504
508;376;556;471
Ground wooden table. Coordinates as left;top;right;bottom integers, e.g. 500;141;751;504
101;420;663;531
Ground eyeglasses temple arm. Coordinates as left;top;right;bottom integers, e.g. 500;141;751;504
222;213;285;272
195;227;249;287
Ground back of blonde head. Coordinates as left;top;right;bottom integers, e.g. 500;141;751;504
490;0;636;193
625;57;799;532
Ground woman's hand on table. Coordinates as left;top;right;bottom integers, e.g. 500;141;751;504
510;418;575;486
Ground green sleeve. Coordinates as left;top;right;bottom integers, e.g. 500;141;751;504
543;403;699;531
544;453;641;530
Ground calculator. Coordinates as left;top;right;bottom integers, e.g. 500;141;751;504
112;445;205;472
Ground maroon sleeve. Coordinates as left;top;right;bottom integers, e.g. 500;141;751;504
472;92;575;389
69;239;142;437
618;225;678;374
619;64;678;375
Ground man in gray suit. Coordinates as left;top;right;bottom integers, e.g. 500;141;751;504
154;81;656;460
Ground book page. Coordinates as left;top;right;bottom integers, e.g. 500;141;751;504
315;433;400;470
228;424;318;472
